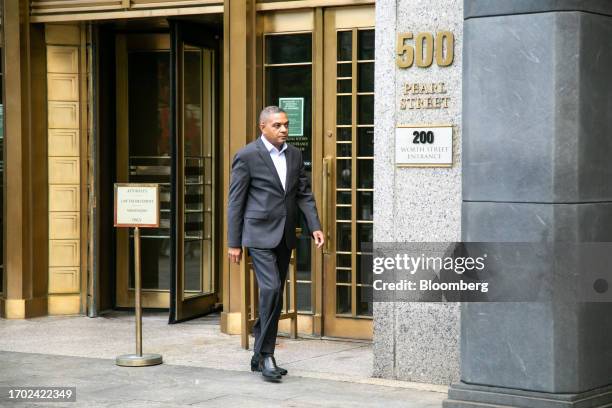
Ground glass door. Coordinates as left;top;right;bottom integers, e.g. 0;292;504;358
169;21;220;322
261;10;318;333
115;26;220;320
322;7;374;340
115;34;172;308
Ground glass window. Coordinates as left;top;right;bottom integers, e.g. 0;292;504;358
265;34;312;64
333;28;375;318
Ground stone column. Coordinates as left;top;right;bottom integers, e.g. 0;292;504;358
1;0;49;319
446;1;612;406
373;0;463;384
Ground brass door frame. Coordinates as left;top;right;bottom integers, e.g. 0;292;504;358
115;33;171;308
322;6;374;340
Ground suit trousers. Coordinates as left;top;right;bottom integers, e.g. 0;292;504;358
248;237;292;355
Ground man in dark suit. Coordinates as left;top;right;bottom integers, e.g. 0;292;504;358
227;106;324;382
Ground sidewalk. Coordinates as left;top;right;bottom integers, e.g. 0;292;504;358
0;312;447;407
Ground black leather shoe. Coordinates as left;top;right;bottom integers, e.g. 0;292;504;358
250;353;261;372
260;355;282;381
269;355;288;376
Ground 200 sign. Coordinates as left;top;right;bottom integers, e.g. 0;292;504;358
413;131;434;144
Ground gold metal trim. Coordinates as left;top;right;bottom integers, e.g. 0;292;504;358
256;0;374;12
30;6;224;23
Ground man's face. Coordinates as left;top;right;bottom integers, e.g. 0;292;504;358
260;112;289;147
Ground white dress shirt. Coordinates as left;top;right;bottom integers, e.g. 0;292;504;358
260;135;288;191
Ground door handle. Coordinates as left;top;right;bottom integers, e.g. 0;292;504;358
322;156;332;254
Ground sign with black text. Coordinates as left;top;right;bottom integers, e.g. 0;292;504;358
114;183;160;228
395;125;453;167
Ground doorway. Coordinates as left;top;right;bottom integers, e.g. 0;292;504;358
112;19;222;322
260;6;374;340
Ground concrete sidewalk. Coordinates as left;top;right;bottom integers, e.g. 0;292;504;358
0;351;446;407
0;312;448;407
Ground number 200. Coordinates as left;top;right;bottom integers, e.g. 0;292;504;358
413;131;434;144
397;31;454;68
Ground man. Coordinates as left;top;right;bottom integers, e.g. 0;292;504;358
227;106;324;382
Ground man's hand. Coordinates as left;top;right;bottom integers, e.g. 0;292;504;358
312;231;325;249
228;247;242;264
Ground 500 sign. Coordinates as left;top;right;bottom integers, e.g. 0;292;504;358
396;31;454;68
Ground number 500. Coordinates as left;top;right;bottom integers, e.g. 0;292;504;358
396;31;454;68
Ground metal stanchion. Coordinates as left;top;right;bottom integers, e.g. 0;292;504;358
116;227;163;367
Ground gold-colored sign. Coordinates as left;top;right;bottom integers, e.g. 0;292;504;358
400;82;451;110
396;31;454;68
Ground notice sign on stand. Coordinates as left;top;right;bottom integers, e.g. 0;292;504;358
114;184;160;228
114;183;162;367
395;125;453;167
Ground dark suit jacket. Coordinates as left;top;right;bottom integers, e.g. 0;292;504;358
227;137;322;249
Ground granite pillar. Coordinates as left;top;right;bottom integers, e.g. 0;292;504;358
373;0;463;384
445;1;612;406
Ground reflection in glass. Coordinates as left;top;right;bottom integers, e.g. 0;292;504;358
337;191;351;204
336;222;352;252
337;95;352;126
357;159;373;189
357;223;373;251
337;31;352;61
358;62;374;93
358;127;374;156
336;159;351;188
337;63;352;78
336;270;351;284
357;286;373;316
357;254;373;285
297;282;312;312
337;127;352;141
337;254;351;268
336;206;351;220
184;240;203;292
358;30;375;60
129;238;171;290
336;142;351;158
357;191;373;221
265;33;312;64
128;51;171;157
184;48;202;157
358;95;374;125
337;79;352;93
336;285;351;314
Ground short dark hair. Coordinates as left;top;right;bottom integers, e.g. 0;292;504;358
259;106;287;124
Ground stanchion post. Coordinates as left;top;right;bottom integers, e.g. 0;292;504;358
134;226;142;357
115;183;162;367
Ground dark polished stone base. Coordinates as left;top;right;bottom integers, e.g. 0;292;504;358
444;382;612;408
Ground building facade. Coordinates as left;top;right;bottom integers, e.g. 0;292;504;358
0;0;376;342
3;1;612;404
